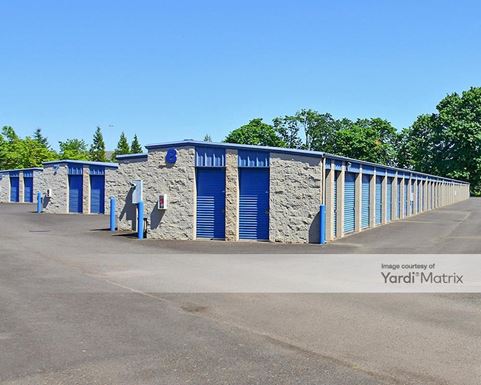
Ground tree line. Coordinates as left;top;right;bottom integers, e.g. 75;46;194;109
2;87;480;195
224;87;481;195
0;126;143;170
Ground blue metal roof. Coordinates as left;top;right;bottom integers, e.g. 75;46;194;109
43;159;118;168
115;153;148;161
145;140;468;184
0;167;43;173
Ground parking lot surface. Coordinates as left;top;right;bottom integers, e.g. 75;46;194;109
1;199;481;385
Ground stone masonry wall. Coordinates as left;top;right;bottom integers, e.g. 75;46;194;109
82;166;90;214
32;170;43;200
225;149;238;241
105;158;146;231
41;165;69;214
106;147;196;239
0;172;9;202
18;172;24;203
269;153;323;243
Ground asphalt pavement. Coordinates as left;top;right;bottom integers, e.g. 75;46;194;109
1;199;480;385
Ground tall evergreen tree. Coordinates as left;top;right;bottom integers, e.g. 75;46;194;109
112;132;130;160
33;128;49;148
89;127;106;162
130;134;142;153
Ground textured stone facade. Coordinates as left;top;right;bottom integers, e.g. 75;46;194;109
0;172;9;202
269;153;322;243
41;165;69;214
225;149;238;241
18;172;24;203
32;170;43;200
82;166;90;214
106;147;196;239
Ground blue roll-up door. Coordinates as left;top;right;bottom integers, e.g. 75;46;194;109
361;174;370;229
375;176;382;225
68;175;83;213
411;182;415;214
90;175;105;214
386;177;393;222
404;180;409;216
397;179;401;218
10;177;19;202
196;168;226;239
333;171;339;237
422;182;425;211
416;181;421;213
344;172;356;233
24;177;33;203
239;168;269;240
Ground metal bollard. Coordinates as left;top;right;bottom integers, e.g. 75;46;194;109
319;204;326;244
138;201;144;239
110;196;116;231
37;192;42;213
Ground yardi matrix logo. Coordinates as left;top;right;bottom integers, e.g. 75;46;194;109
381;263;464;285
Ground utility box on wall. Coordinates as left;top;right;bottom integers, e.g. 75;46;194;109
158;194;168;209
131;180;143;204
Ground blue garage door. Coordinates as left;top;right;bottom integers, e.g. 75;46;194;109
411;182;415;214
68;175;83;213
344;172;356;233
239;168;269;240
386;177;393;222
90;175;105;214
404;180;409;216
416;181;421;213
396;178;402;219
24;177;33;203
333;171;339;237
397;179;401;218
361;174;370;229
375;176;382;225
196;168;226;239
10;177;19;202
422;182;425;211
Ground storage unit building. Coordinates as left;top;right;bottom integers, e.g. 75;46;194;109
107;140;470;244
40;160;118;214
0;168;43;203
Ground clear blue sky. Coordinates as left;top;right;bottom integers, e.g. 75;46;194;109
1;0;480;151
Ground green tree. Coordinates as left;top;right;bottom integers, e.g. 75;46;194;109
130;134;142;153
0;126;23;169
203;134;212;142
33;128;49;148
0;126;57;169
272;115;303;149
404;87;481;195
89;127;106;161
59;139;89;160
330;118;398;165
273;110;345;151
112;132;130;160
225;118;285;147
18;137;57;168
